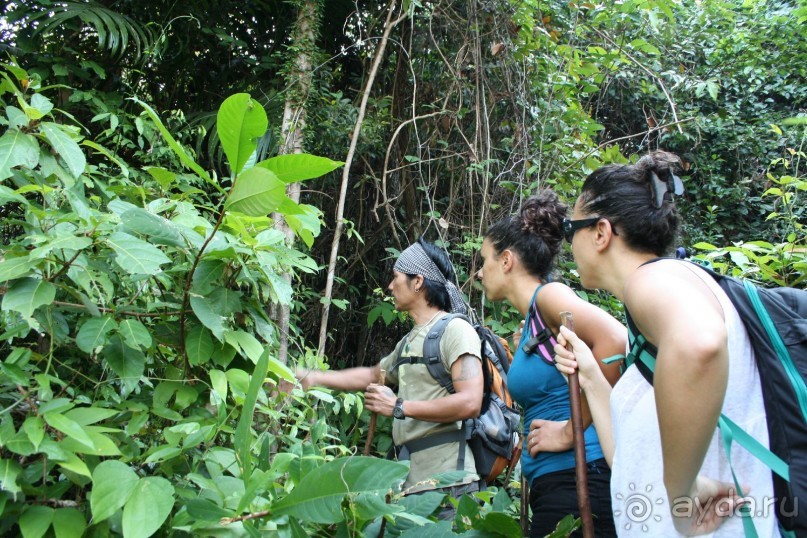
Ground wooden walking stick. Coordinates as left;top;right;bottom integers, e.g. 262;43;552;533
364;369;386;456
560;311;594;538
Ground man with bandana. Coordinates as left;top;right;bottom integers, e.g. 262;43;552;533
296;238;484;510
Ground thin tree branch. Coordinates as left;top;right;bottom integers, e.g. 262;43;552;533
560;118;695;175
317;0;407;357
51;301;189;318
593;28;683;133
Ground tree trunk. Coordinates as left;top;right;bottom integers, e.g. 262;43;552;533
273;0;320;364
317;1;408;358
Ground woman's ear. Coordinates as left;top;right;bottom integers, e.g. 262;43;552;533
501;249;515;272
593;219;616;252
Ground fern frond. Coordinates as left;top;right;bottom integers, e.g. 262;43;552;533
31;1;155;60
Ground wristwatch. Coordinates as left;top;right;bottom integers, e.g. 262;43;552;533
392;397;406;419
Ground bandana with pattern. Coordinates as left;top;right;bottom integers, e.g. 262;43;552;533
393;243;466;315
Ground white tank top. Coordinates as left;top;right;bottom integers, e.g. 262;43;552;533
609;265;780;537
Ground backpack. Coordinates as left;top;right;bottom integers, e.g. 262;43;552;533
389;313;522;486
624;258;807;537
521;285;559;365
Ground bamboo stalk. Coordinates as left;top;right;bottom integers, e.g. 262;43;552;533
364;369;387;456
560;311;594;538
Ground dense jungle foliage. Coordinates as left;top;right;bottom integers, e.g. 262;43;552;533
0;0;805;536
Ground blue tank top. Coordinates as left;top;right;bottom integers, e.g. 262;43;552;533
508;285;605;482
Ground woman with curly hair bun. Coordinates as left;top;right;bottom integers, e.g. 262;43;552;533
478;190;625;537
553;151;779;536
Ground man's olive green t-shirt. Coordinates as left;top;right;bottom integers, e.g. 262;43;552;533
378;315;482;493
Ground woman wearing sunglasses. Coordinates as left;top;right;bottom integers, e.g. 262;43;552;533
553;151;778;536
478;190;626;538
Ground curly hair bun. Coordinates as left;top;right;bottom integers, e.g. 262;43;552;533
519;190;567;255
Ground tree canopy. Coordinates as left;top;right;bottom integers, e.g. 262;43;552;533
0;0;804;535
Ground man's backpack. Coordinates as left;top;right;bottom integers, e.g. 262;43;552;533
389;313;522;486
625;259;807;537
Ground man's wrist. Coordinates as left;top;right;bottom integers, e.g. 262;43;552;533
297;369;317;388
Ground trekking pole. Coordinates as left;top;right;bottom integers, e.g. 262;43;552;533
364;369;386;456
560;312;594;538
520;473;530;537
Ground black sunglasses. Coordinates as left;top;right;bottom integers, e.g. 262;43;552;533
563;217;599;243
562;217;618;243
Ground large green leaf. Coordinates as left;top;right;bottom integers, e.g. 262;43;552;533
217;93;268;177
30;93;54;117
0;458;22;497
52;508;86;538
191;259;225;294
186;324;214;366
64;406;119;426
257;154;344;183
106;231;171;275
103;335;145;394
53;450;91;478
91;460;139;522
29;233;93;260
224;166;286;217
189;287;242;341
273;457;409;524
267;355;296;383
0;255;33;282
399;521;454;537
354;492;404;520
144;166;176;188
75;315;118;354
42;412;95;451
119;319;152;350
19;505;54;538
186;498;232;522
474;511;523;537
234;351;269;481
224;330;264;363
0;184;27;205
364;491;443;536
22;416;45;450
121;476;175;538
121;208;186;247
0;129;39;180
190;295;227;341
60;426;122;456
40;122;85;179
1;277;56;318
209;369;228;406
281;201;322;248
132;98;219;191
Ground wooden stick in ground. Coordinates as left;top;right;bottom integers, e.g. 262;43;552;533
560;311;594;538
364;369;386;456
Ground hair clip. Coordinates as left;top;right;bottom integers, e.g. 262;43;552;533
649;171;684;208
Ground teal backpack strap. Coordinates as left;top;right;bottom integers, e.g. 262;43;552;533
744;280;807;423
625;313;657;376
718;415;758;538
602;354;626;364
